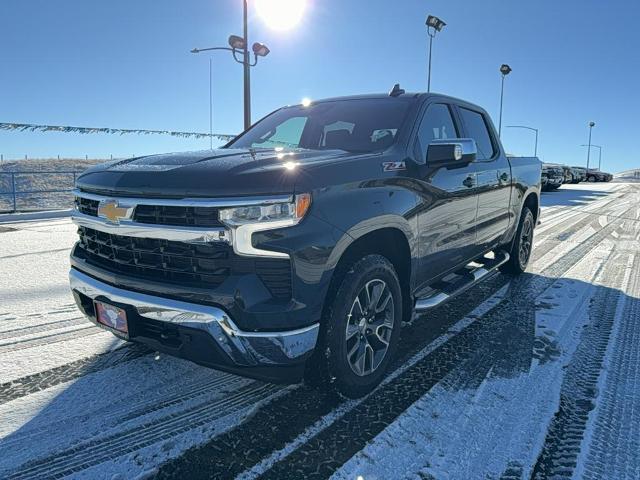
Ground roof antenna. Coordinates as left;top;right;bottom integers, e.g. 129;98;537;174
389;83;405;97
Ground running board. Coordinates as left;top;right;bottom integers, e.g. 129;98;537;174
414;251;510;311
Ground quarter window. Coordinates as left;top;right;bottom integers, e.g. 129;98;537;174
459;108;496;160
416;104;458;161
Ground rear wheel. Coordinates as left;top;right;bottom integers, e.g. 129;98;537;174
500;207;535;274
305;254;402;398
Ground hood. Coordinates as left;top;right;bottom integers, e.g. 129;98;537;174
76;148;369;198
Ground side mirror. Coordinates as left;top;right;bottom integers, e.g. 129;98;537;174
427;138;477;168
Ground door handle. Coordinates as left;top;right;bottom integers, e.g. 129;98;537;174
499;172;510;182
463;176;475;188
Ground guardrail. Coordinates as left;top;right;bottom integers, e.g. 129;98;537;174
0;170;82;213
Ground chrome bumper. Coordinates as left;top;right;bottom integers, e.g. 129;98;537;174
69;269;319;367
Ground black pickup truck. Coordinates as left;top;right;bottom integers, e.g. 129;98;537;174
70;88;541;398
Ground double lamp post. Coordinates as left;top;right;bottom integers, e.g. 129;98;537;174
191;0;271;136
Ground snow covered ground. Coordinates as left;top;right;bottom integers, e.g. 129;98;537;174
1;182;639;479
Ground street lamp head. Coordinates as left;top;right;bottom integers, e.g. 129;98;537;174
190;48;200;54
426;15;446;32
252;42;271;57
228;35;246;50
589;121;596;128
500;64;512;76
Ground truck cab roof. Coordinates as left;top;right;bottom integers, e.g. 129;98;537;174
291;92;488;112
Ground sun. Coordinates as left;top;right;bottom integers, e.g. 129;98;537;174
255;0;307;31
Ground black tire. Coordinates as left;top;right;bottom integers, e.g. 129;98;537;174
587;176;597;182
500;207;535;274
304;254;403;398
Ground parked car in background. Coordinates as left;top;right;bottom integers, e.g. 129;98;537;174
541;173;549;190
542;164;564;191
571;166;587;183
586;169;613;182
561;165;574;184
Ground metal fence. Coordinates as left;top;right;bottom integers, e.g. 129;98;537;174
0;170;82;213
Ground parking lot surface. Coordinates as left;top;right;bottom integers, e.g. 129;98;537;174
1;182;639;479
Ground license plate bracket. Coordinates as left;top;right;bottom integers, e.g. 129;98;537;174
94;300;129;338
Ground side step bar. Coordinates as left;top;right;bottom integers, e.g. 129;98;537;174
414;251;510;311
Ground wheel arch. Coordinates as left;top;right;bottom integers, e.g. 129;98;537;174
523;191;540;223
324;226;413;324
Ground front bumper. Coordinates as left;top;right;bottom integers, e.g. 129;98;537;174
70;268;319;382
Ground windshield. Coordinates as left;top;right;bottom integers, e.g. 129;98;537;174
226;98;414;153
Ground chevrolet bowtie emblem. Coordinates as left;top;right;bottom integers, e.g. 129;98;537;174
98;200;132;224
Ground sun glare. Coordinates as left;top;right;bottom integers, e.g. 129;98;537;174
255;0;307;31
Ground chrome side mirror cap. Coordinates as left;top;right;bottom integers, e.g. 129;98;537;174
427;138;477;168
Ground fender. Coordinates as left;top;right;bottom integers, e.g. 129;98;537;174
309;179;419;291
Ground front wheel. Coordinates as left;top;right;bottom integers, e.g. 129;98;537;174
500;207;535;274
306;254;403;398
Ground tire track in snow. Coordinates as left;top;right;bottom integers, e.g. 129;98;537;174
0;317;87;341
535;186;627;236
532;191;627;262
0;370;249;452
530;253;635;479
578;256;640;479
250;209;628;479
5;382;281;480
155;275;510;480
0;343;151;404
535;187;626;239
0;324;102;354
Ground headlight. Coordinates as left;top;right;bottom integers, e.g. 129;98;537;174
219;193;311;227
219;194;312;258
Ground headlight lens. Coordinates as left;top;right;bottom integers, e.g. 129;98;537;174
219;193;311;226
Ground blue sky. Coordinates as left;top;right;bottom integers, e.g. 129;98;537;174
1;0;638;173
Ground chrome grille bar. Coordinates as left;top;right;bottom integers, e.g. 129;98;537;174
73;189;293;208
71;211;230;244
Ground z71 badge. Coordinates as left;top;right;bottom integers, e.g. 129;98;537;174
382;161;406;172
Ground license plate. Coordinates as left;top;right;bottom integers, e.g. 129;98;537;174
95;300;129;337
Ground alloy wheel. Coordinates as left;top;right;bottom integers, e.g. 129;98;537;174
519;216;534;267
345;279;395;376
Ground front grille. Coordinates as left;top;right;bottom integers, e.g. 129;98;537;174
74;226;292;299
75;197;99;217
133;204;223;228
74;195;223;228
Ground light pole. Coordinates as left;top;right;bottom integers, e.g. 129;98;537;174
425;15;446;93
191;3;271;131
209;58;213;149
498;64;512;137
506;125;539;157
586;121;596;171
242;0;250;131
581;143;603;170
